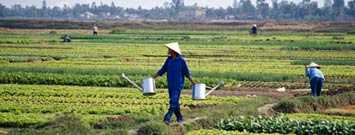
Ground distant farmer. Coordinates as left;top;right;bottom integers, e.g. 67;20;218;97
93;24;98;36
153;42;195;125
250;24;257;35
305;62;325;97
62;34;71;42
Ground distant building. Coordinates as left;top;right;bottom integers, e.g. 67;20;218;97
124;13;141;20
178;7;206;21
80;12;96;19
195;7;206;18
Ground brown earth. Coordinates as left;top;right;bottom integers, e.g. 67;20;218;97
183;86;354;99
333;105;355;113
1;19;355;32
183;87;307;99
324;105;355;116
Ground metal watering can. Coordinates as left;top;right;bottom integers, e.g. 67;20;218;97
192;81;224;100
121;73;156;96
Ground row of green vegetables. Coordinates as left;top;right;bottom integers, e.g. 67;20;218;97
2;44;355;62
187;129;280;135
1;31;354;89
216;115;355;135
0;112;107;128
0;84;240;115
0;84;242;127
287;113;355;124
3;59;354;76
0;70;352;89
1;30;347;43
211;92;355;135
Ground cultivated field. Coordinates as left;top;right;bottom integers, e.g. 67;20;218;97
0;24;354;135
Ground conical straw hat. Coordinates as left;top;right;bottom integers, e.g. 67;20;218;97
307;62;320;68
165;42;182;55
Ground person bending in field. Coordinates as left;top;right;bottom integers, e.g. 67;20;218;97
153;42;195;125
305;62;325;97
93;24;98;36
250;24;257;35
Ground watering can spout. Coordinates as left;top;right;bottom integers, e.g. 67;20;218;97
121;73;143;91
205;81;224;96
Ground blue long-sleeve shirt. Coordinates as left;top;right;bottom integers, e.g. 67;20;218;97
305;67;325;80
157;55;191;91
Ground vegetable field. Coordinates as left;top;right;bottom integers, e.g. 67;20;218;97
0;27;354;135
0;84;240;128
1;30;355;89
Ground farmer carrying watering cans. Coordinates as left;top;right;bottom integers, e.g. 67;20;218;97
153;42;195;125
305;62;325;97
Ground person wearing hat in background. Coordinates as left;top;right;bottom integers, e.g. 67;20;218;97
153;42;195;125
93;24;98;36
250;24;258;35
305;62;325;97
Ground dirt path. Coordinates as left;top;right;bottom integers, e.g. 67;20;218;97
257;103;277;116
324;105;355;116
183;87;307;99
183;86;355;99
0;128;8;135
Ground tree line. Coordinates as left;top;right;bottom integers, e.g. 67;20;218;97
0;0;354;21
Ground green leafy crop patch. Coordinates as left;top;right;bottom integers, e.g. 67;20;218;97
216;115;355;135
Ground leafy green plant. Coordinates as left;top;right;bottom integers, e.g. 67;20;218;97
0;84;241;127
216;115;355;135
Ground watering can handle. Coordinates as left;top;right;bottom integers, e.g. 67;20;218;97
206;81;224;96
121;73;143;91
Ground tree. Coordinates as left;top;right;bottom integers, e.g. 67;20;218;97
240;0;256;19
270;0;279;19
110;1;116;12
324;0;333;7
168;0;184;19
0;0;353;21
41;0;48;17
91;2;97;10
42;0;47;10
0;4;7;17
297;0;313;19
278;1;297;19
171;0;183;9
347;0;355;17
256;0;270;19
332;0;345;16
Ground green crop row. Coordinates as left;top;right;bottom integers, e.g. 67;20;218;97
0;29;354;90
0;113;50;128
187;129;281;135
0;84;242;127
0;71;303;89
291;59;355;66
216;115;355;135
282;42;355;51
287;113;355;124
1;64;353;89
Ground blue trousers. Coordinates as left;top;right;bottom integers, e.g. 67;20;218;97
310;77;324;97
163;88;183;122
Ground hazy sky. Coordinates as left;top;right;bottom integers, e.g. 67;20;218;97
0;0;350;9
